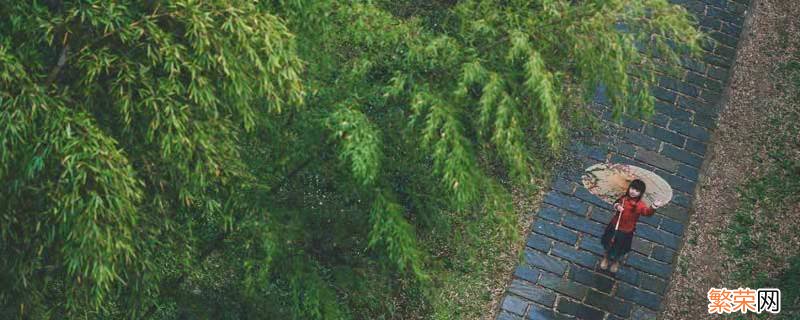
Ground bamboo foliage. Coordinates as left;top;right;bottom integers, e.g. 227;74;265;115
368;191;428;281
1;0;303;317
1;0;704;318
326;106;382;186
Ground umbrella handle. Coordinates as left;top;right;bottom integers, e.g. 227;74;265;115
614;199;624;232
608;199;624;248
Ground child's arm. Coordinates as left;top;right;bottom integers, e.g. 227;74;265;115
641;204;656;217
641;200;664;216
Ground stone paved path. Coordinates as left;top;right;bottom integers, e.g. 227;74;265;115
495;1;750;319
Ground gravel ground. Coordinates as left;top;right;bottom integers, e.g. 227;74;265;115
659;0;800;318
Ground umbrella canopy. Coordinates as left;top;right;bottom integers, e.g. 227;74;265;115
580;162;673;207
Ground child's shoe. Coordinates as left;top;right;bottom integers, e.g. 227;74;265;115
600;257;609;270
610;261;620;273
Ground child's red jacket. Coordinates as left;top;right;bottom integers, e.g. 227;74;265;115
608;195;656;233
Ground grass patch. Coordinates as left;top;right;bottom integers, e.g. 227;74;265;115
721;118;800;319
720;58;800;319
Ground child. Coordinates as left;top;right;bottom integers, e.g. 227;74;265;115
600;179;664;273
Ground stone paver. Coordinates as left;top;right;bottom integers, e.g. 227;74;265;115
496;0;750;318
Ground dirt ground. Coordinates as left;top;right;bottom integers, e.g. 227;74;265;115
659;0;800;318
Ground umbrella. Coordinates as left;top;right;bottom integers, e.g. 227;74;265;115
580;162;674;253
580;162;673;207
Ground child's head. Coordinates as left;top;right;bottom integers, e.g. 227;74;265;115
627;179;646;199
